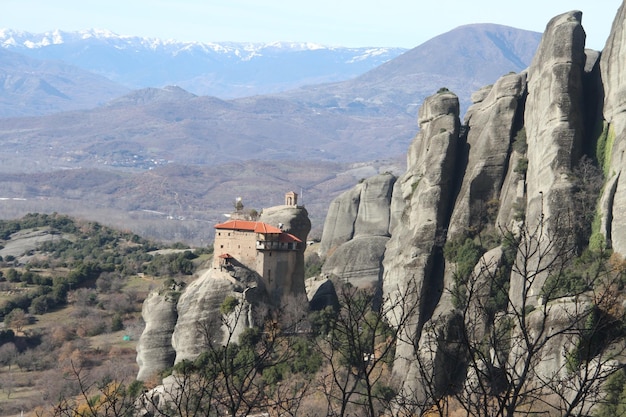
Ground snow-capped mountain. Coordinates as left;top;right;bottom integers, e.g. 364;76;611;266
0;29;407;98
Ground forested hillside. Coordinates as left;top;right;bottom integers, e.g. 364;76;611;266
0;213;211;416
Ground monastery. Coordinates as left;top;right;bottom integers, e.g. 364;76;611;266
213;192;302;295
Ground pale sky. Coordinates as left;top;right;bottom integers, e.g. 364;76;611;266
1;0;622;50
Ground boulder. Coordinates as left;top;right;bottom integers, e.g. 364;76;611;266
305;276;338;311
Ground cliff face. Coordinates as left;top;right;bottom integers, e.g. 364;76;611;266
136;289;179;381
382;90;461;401
600;1;626;255
318;5;626;410
448;72;527;239
319;173;396;287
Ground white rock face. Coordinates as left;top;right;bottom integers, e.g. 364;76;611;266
382;91;460;406
136;290;178;381
448;72;527;239
510;11;587;306
601;1;626;255
171;268;250;364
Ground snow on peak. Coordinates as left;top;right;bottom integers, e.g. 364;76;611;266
0;28;343;53
0;28;405;61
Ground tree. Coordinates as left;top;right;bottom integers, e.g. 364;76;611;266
41;361;139;417
402;211;626;417
4;308;28;333
0;368;15;399
314;281;420;417
142;296;312;417
0;342;18;370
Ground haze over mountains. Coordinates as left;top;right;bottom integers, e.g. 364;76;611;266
0;24;542;243
0;28;406;106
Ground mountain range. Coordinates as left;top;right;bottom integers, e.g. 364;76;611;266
0;28;406;103
0;24;543;243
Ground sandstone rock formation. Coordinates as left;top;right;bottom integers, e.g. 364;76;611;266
136;289;179;381
318;173;395;286
510;11;588;305
171;268;251;364
319;172;395;255
137;4;626;412
448;72;527;239
382;90;460;401
600;1;626;255
325;7;626;411
321;236;389;287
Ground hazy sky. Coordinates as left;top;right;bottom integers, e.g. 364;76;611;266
2;1;622;50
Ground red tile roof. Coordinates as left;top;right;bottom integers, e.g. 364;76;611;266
279;233;302;243
215;219;283;234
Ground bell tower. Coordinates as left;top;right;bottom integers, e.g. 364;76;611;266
285;191;298;206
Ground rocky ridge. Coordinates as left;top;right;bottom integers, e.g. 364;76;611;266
314;4;626;410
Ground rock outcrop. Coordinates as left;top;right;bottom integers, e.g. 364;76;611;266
600;1;626;255
323;7;626;411
318;186;361;256
321;236;390;287
509;11;588;305
137;4;626;412
171;268;251;364
448;72;527;238
319;173;395;254
318;173;395;286
382;90;460;402
136;290;179;381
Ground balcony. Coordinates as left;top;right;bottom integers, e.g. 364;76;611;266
256;241;297;251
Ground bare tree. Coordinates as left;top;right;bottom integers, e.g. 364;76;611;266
0;342;17;370
314;281;420;417
39;360;140;417
143;294;313;417
4;308;28;333
408;211;626;417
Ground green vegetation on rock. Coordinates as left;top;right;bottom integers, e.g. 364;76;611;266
596;122;616;177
